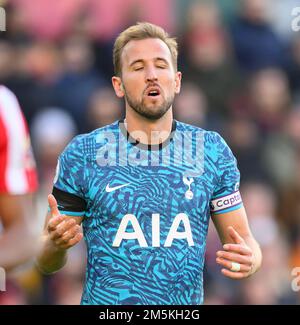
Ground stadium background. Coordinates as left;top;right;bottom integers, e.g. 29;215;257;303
1;0;300;304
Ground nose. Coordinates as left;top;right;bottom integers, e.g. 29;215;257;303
145;66;158;82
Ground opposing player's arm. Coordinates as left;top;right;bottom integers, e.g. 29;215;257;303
0;193;39;271
211;206;262;279
36;195;83;274
0;86;39;271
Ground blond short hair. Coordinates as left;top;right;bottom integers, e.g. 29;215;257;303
113;22;178;76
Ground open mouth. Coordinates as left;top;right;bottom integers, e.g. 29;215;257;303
146;87;161;97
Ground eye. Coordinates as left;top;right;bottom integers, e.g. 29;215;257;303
133;66;144;71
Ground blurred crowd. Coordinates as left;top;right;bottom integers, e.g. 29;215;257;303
1;0;300;304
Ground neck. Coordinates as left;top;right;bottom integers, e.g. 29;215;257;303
125;107;173;145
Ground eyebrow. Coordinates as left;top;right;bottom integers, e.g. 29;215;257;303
129;59;144;67
129;57;169;67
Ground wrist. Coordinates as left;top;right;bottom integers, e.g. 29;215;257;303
36;235;68;274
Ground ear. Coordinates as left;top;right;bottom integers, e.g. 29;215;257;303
112;76;125;98
174;71;182;94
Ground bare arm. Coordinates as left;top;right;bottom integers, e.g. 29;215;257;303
36;194;83;274
211;206;262;279
0;193;39;271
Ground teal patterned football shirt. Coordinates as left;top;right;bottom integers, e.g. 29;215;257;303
52;120;242;305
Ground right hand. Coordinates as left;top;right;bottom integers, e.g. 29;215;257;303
47;194;83;250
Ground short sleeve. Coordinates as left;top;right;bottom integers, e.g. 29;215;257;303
209;132;243;215
52;135;87;216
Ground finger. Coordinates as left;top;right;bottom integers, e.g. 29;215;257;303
62;232;83;249
52;225;81;246
221;268;246;280
50;219;77;240
61;225;81;243
54;224;80;245
48;194;60;218
216;257;252;273
216;250;252;266
223;243;252;256
47;214;68;232
228;226;244;245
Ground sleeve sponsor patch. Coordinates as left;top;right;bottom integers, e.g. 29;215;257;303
210;190;242;213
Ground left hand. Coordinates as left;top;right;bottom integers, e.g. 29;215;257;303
216;226;254;279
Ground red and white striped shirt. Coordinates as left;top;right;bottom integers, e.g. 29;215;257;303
0;86;38;194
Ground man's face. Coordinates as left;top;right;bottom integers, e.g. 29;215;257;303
113;38;181;120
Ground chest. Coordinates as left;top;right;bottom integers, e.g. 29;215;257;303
85;163;216;221
82;161;216;249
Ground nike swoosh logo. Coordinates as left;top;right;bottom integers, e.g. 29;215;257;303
105;182;131;193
